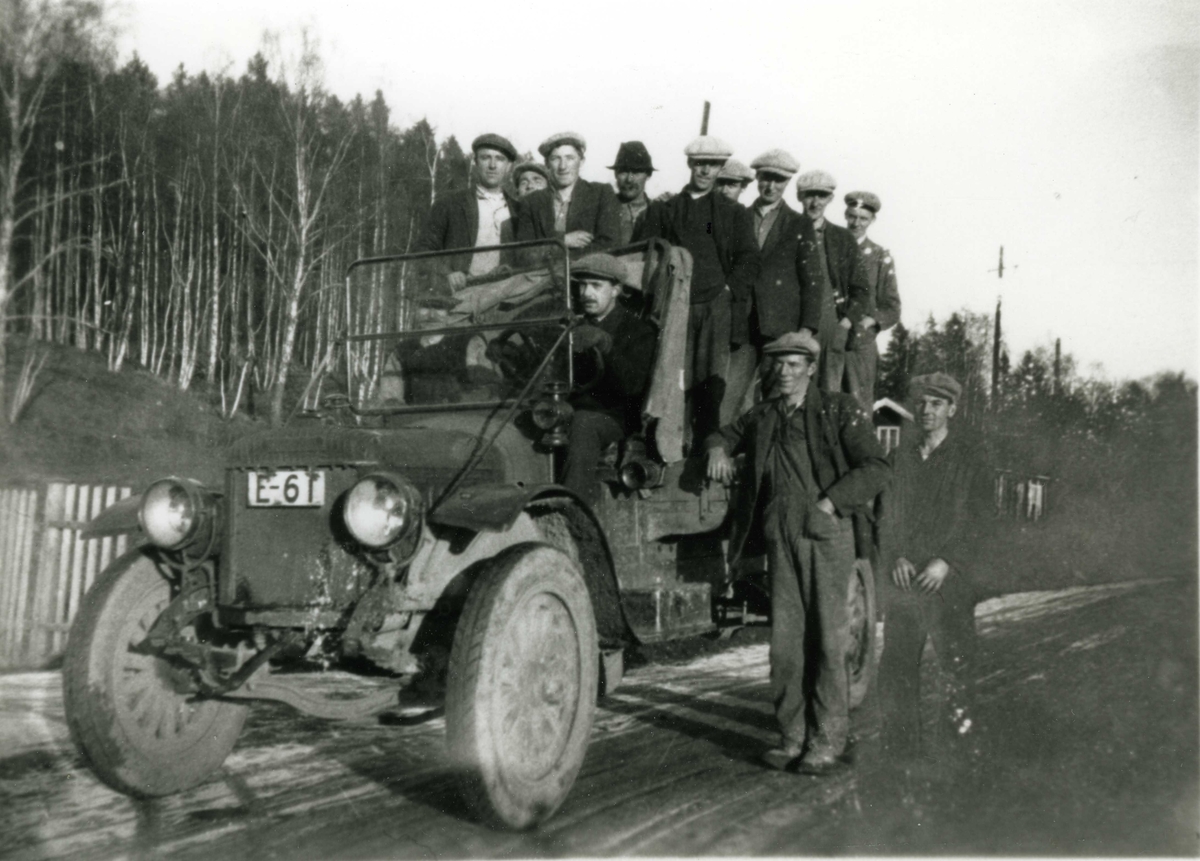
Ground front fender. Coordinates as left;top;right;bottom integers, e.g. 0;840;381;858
430;483;588;532
81;493;143;539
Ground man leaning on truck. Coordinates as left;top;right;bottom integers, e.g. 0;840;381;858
706;330;890;775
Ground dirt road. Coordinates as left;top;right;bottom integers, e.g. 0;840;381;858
2;577;1196;858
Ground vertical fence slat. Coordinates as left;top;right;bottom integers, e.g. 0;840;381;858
2;491;21;662
84;486;104;594
0;491;14;665
12;491;36;662
99;486;118;571
67;486;89;635
33;483;66;664
53;483;77;655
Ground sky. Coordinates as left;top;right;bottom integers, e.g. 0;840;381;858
111;0;1199;383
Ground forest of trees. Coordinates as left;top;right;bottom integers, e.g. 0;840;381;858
0;1;1193;480
1;3;474;427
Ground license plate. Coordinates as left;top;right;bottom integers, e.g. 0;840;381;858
247;470;326;507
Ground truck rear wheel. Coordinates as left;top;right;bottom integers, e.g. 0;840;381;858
63;551;247;797
847;558;879;709
446;543;598;830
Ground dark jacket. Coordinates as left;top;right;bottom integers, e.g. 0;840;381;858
415;187;521;274
515;179;622;252
635;189;761;340
878;432;988;584
705;379;890;564
749;201;824;343
571;303;657;430
799;217;870;354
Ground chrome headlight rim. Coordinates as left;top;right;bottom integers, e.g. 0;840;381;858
138;477;208;551
342;472;424;550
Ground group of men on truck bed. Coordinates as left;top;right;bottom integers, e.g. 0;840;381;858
415;129;987;778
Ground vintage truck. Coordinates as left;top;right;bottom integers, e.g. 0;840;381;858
63;239;878;830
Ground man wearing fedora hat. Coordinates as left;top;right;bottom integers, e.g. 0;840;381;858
610;141;655;246
416;132;522;290
560;253;656;506
515;132;621;254
877;372;987;763
706;331;890;775
842;191;902;413
636;135;760;443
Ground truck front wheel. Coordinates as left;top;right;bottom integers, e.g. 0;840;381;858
446;543;598;830
62;551;247;797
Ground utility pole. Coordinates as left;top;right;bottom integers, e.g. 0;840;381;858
700;101;711;135
991;296;1003;409
1054;337;1062;396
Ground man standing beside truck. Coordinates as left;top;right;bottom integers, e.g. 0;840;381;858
876;372;987;763
706;331;890;774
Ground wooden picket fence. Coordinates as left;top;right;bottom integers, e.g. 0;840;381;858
0;481;134;669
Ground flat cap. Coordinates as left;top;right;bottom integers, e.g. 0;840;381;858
717;158;755;184
844;190;881;213
471;133;517;162
608;141;655;173
796;169;837;194
570;253;627;284
911;372;962;403
513;161;551;183
763;330;821;359
683;135;733;161
750;148;800;178
538;131;587;158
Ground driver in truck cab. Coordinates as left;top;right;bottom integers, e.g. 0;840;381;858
560;253;656;507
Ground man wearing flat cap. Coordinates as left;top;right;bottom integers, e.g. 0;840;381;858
794;170;871;398
715;159;755;205
515;132;621;254
560;253;657;507
706;331;890;775
842;191;902;413
610;141;655;246
877;372;988;763
721;149;825;425
415;133;522;289
513;161;551;199
636;135;761;443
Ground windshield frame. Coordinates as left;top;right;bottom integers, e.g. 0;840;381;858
341;238;573;415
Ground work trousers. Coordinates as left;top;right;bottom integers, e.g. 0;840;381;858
843;336;878;415
561;409;624;508
686;289;731;443
766;504;857;753
818;321;850;395
878;568;978;759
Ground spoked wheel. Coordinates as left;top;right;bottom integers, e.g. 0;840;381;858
63;550;247;797
847;558;879;709
446;543;598;830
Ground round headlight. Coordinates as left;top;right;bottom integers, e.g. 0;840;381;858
343;474;423;548
140;479;201;549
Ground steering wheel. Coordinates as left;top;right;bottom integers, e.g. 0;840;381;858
486;327;607;395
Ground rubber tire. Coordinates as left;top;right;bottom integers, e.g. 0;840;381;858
62;549;248;797
446;543;598;830
847;558;879;710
